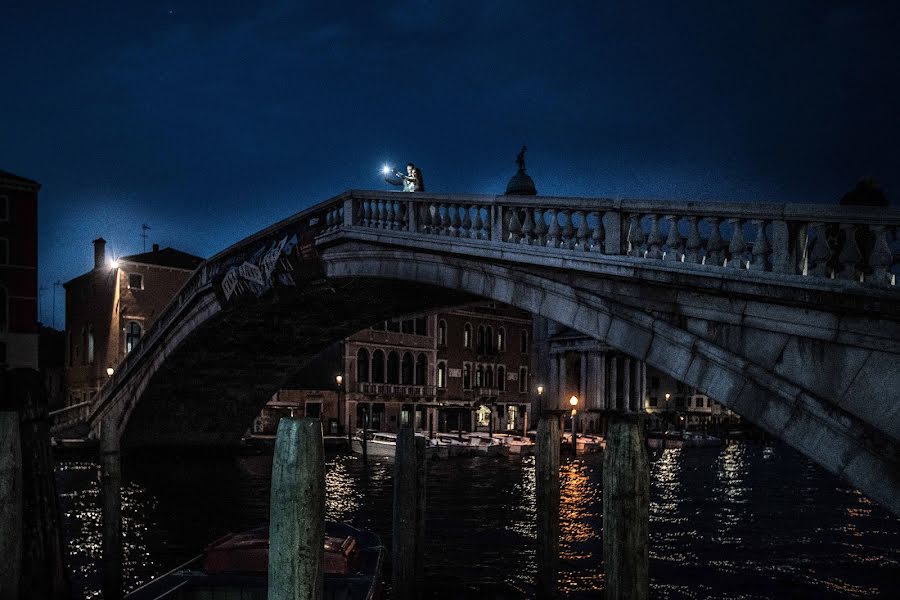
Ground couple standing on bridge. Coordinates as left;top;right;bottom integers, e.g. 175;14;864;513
385;162;425;192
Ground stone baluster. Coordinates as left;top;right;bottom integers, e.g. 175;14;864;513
325;207;334;231
835;223;862;280
481;206;491;240
396;201;408;231
627;214;645;258
546;209;560;248
507;207;523;243
574;211;590;251
448;205;461;237
590;212;605;252
471;206;484;239
560;209;575;249
705;217;725;266
374;199;385;229
646;214;663;259
521;207;535;245
663;215;682;262
385;200;396;229
808;222;833;278
867;225;894;285
684;216;702;264
439;204;451;235
460;205;473;238
362;199;373;228
534;208;548;246
419;203;433;233
750;219;771;271
726;218;746;269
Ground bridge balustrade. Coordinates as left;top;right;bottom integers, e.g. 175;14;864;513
346;192;898;286
356;382;436;399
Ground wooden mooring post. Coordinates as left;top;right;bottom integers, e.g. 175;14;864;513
603;413;649;600
392;427;426;600
0;411;22;600
2;368;70;600
535;414;561;600
100;417;123;600
268;418;325;600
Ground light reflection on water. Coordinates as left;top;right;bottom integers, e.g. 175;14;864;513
56;442;900;599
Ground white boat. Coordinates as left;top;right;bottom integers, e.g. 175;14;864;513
458;432;507;456
562;433;604;453
483;432;535;455
432;434;471;457
350;431;444;458
681;431;722;448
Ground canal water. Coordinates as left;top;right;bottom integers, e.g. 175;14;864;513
56;442;899;599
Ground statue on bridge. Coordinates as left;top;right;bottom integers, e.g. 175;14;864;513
516;145;527;171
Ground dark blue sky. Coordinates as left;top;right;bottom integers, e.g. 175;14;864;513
1;1;898;326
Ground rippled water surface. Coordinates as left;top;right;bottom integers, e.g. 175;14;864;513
56;442;900;599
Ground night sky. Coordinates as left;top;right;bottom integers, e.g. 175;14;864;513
1;1;898;327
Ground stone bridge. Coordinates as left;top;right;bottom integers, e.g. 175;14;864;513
82;190;900;514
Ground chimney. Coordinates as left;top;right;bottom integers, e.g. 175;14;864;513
152;243;159;253
93;238;107;270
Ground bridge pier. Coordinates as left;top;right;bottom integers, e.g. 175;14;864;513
100;417;123;600
603;413;649;600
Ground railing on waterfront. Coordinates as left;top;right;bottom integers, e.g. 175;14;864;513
355;382;436;398
48;402;92;433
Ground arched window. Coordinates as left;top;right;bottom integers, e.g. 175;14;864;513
486;326;494;354
356;348;370;383
387;351;400;384
497;328;505;352
125;321;142;354
87;324;95;364
372;350;385;383
475;365;484;387
437;361;447;389
485;366;494;388
477;325;485;354
463;323;472;349
520;330;529;353
497;366;505;391
401;352;414;384
463;363;471;389
415;353;427;385
437;320;447;346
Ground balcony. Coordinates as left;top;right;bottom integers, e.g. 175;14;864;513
355;382;435;398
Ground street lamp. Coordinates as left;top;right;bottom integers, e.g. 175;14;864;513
537;385;544;415
336;374;347;443
664;392;671;430
569;395;578;453
106;367;114;377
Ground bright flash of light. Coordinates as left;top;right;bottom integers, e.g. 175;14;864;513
382;165;391;175
109;259;120;269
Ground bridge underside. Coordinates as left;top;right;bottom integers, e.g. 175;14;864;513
120;278;477;448
106;233;899;515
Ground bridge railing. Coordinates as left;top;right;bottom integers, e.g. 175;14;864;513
341;191;900;286
48;401;92;434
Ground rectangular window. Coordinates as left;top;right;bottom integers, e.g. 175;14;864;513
128;273;143;289
414;317;427;336
305;402;321;418
401;319;414;334
518;367;528;393
387;320;401;333
463;362;471;390
507;405;518;430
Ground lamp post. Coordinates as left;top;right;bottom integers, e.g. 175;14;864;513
664;392;671;430
569;395;578;454
537;385;544;416
106;367;114;378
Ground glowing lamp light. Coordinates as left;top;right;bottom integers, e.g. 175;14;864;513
381;165;391;175
109;259;120;269
537;385;544;395
569;395;578;407
335;374;343;386
106;367;114;377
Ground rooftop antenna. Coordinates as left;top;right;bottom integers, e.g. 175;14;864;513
52;280;61;329
38;284;47;324
141;223;152;252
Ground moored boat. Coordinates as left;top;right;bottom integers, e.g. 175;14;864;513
123;521;384;600
350;431;443;458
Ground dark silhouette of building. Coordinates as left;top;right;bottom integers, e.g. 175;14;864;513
0;169;40;370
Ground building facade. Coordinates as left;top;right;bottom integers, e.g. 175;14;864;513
644;368;739;430
0;169;40;370
255;303;536;437
64;238;203;408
